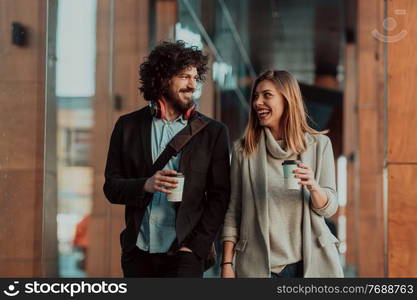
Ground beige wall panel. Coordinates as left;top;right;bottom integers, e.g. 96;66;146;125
109;215;124;277
387;0;417;277
92;0;114;219
0;170;43;260
0;83;44;170
0;260;37;277
86;216;111;277
0;0;46;83
357;0;386;277
92;174;108;215
357;108;385;276
388;165;417;277
156;0;177;42
343;43;359;266
357;0;382;108
90;0;150;276
0;0;47;277
114;0;142;53
387;0;417;163
113;53;144;112
90;0;114;277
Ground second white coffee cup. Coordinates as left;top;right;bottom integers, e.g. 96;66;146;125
282;160;301;190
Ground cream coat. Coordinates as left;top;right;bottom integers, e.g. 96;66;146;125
222;133;344;277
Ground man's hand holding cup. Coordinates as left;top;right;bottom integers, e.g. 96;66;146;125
144;170;178;194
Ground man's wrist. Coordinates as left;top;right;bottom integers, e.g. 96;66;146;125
178;246;192;252
143;178;150;193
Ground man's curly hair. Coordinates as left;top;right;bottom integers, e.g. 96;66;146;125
139;40;209;102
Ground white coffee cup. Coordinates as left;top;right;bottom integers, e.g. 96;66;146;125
167;173;185;202
282;160;301;190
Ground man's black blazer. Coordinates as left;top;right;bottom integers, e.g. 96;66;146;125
103;106;231;260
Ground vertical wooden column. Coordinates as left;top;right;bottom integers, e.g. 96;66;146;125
43;0;59;277
387;0;417;277
344;42;360;274
356;0;386;277
89;0;114;277
89;0;150;277
156;0;177;42
0;0;49;276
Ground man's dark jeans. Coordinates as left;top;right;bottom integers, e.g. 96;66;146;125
121;246;204;278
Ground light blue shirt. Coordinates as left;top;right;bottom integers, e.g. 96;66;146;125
136;115;188;253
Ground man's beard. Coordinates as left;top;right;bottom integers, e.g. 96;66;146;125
163;88;195;114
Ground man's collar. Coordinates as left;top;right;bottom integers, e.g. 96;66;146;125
176;114;187;125
156;114;187;125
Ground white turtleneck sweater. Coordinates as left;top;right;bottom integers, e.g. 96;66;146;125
264;128;303;274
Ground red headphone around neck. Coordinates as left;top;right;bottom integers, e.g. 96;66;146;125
150;99;196;120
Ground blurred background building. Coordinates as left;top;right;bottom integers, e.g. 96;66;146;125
0;0;416;277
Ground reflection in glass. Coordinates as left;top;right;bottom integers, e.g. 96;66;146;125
55;0;97;277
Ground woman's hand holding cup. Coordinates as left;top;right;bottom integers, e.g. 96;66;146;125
293;163;319;192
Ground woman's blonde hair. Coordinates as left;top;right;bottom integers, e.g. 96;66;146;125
242;70;328;156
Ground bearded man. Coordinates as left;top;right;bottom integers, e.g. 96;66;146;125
103;41;231;278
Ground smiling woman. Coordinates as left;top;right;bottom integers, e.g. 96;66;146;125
253;80;286;136
243;70;328;156
221;70;343;278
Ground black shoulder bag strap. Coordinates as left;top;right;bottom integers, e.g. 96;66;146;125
149;115;211;175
